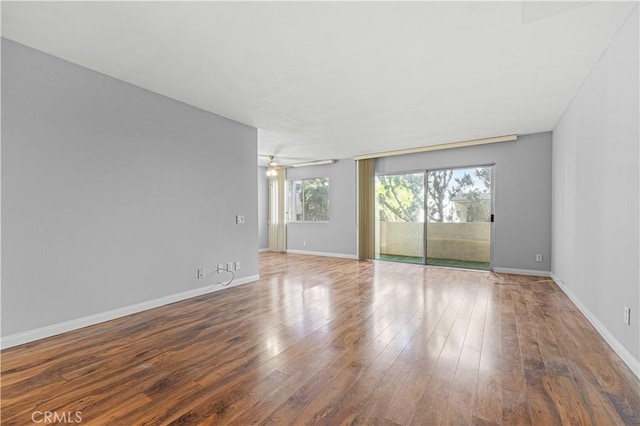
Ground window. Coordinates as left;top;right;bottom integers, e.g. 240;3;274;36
287;177;330;222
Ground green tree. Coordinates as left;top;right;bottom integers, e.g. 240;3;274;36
428;170;474;222
426;170;452;222
451;167;491;222
376;167;491;223
303;178;329;221
376;174;423;222
377;171;463;223
474;167;491;191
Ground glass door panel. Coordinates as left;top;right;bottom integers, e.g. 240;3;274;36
426;166;492;270
375;173;425;264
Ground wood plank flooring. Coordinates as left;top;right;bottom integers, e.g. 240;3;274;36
2;252;639;425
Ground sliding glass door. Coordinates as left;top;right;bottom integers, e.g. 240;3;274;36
374;166;493;270
374;173;425;264
426;166;492;270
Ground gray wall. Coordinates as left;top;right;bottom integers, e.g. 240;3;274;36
1;39;258;337
552;11;639;363
286;159;357;257
376;132;552;272
257;167;269;250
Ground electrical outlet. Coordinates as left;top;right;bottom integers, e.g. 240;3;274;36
197;268;204;279
234;261;240;270
227;262;233;271
624;306;631;325
535;254;543;262
217;264;224;274
303;240;307;246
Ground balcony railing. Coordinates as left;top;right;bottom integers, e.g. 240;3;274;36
376;221;490;263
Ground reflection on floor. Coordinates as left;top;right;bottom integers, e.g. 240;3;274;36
1;252;638;425
378;253;491;270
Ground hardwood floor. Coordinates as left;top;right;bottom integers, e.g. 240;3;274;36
2;252;639;425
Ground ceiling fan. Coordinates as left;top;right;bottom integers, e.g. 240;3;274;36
264;155;282;177
258;154;337;177
258;153;299;177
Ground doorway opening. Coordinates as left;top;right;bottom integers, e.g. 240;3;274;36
375;165;493;270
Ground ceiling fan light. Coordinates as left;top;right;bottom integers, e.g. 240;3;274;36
266;168;278;177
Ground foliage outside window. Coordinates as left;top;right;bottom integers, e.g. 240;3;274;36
376;167;491;223
376;174;424;222
288;178;330;222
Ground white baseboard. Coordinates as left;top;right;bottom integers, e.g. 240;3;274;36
258;248;270;253
0;274;259;350
493;267;551;277
551;273;640;379
286;249;358;260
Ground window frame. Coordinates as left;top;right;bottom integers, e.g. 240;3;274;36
286;177;330;223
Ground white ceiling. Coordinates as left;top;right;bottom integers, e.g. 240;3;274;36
2;2;636;166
